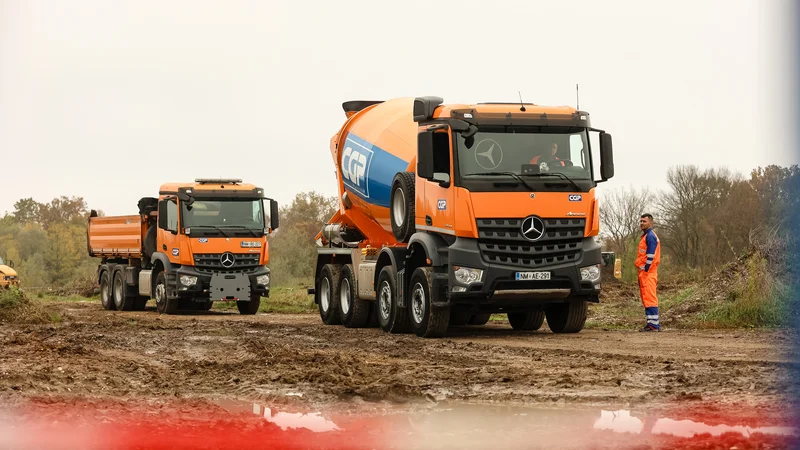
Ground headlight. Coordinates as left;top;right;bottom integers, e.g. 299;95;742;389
453;266;484;284
256;274;270;285
180;275;198;286
241;241;263;248
580;264;601;283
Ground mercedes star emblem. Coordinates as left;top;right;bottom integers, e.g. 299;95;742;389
220;252;236;268
520;216;546;241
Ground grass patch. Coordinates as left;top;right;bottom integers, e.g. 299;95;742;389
0;287;53;324
212;285;316;314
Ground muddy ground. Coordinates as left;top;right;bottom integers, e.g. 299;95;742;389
1;300;798;449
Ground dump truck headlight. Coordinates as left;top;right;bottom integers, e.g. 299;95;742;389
256;274;270;286
180;275;198;286
580;264;601;283
454;266;483;284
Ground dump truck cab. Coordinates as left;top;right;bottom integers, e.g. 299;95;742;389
0;257;19;289
89;178;279;315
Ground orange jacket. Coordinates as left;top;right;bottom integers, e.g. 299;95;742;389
635;228;660;273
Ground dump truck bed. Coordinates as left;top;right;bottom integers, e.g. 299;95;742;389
87;215;145;258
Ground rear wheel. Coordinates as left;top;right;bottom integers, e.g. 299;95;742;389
237;295;260;315
112;269;135;311
317;264;342;325
408;267;449;338
546;299;588;333
338;264;370;328
99;271;114;310
389;172;415;243
376;265;410;333
508;311;545;331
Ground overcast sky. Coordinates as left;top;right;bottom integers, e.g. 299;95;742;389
1;0;797;217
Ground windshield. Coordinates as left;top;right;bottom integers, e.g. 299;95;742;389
181;198;265;230
456;128;592;180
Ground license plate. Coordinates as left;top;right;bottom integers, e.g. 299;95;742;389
515;271;551;281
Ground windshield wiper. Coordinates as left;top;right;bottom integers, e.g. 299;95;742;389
520;172;581;191
222;225;260;237
464;172;536;192
190;225;230;237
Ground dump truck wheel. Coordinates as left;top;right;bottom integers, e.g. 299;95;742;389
508;311;545;331
338;264;370;328
408;267;449;338
317;264;342;325
545;299;588;333
390;172;415;243
112;269;135;311
154;272;177;314
467;313;491;326
237;295;260;315
376;265;410;334
99;270;114;311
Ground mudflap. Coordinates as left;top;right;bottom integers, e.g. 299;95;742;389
209;272;251;301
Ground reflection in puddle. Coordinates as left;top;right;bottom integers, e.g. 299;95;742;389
594;409;798;439
251;403;340;433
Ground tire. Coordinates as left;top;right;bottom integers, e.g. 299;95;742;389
112;269;135;311
389;172;416;243
99;270;114;311
546;298;588;333
468;313;491;326
237;295;260;315
316;264;342;325
338;264;370;328
376;265;410;333
154;271;177;314
408;267;449;338
449;308;472;327
508;311;545;331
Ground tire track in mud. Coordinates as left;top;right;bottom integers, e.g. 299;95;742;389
0;303;795;413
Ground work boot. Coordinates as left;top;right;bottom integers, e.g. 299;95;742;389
638;325;660;332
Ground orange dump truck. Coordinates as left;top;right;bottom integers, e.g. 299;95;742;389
309;97;615;337
87;179;279;314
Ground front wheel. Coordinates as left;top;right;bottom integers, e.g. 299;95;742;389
408;267;449;338
545;299;588;333
237;295;261;315
154;272;177;314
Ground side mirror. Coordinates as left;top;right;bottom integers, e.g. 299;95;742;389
600;132;615;181
177;191;193;206
158;200;168;230
417;131;435;180
270;200;280;231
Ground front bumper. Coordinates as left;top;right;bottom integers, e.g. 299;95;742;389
174;265;271;300
445;237;601;307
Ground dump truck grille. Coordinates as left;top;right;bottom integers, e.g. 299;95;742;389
192;253;261;272
476;218;586;269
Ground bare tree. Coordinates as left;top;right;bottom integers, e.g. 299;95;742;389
599;185;654;257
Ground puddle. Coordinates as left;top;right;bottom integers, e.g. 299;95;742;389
214;399;340;433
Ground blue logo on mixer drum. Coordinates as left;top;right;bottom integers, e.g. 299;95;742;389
342;140;374;198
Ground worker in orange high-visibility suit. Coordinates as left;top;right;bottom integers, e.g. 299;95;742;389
636;213;661;332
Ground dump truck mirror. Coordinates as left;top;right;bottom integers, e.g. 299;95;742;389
177;192;193;206
599;132;615;181
417;131;435;180
270;200;280;231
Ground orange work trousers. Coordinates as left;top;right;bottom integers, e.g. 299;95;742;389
638;270;659;308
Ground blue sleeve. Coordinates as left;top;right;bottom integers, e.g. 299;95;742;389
644;232;657;272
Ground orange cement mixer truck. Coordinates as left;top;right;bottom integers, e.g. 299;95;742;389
309;97;615;338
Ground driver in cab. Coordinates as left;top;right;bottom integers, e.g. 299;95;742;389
530;143;567;170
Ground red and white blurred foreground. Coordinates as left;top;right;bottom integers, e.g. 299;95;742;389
0;397;797;450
